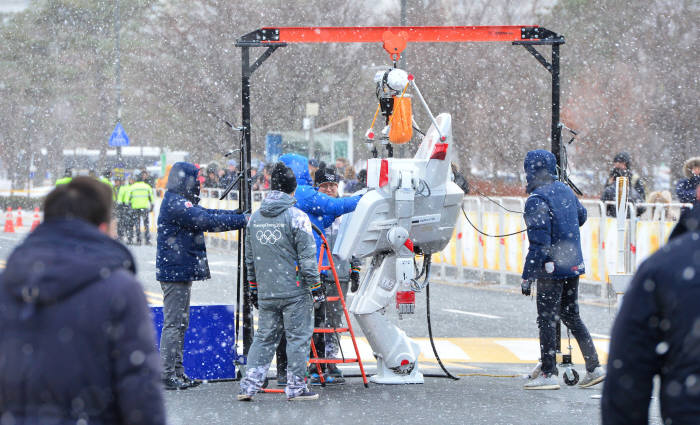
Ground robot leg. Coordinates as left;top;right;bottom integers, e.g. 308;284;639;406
350;255;424;384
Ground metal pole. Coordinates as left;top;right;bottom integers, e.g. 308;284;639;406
240;47;253;356
551;43;561;177
399;0;406;69
309;116;315;160
397;0;407;158
348;116;353;165
114;0;122;165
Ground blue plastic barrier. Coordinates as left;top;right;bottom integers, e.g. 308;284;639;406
151;305;237;380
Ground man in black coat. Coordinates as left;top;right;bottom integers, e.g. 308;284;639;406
0;177;166;425
601;203;700;424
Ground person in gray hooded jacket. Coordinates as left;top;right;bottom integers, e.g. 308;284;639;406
239;162;324;401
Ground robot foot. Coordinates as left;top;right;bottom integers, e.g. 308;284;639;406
370;358;424;385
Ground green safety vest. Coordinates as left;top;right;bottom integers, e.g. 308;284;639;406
118;184;131;205
128;181;154;210
55;177;72;186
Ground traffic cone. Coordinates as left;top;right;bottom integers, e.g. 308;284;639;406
4;208;15;233
30;207;41;232
15;207;23;227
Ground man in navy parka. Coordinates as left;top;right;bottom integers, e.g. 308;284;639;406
521;150;604;390
0;177;166;424
156;162;246;390
602;195;700;424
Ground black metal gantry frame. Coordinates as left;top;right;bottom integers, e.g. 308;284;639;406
234;28;565;358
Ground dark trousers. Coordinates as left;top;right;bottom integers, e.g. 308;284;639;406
120;206;134;242
276;278;349;376
160;281;192;379
116;205;127;240
536;276;600;375
311;277;348;368
132;208;150;243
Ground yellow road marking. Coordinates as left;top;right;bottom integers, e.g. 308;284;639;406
338;336;608;365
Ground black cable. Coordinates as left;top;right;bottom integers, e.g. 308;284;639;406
461;205;527;238
426;260;459;380
472;188;524;214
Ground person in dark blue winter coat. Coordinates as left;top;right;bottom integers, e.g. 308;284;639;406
602;204;700;424
675;157;700;209
0;177;166;425
520;150;604;390
274;153;361;384
156;162;247;390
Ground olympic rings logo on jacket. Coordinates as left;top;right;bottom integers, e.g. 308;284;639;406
256;229;282;245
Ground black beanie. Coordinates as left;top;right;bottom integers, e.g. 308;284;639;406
315;166;340;187
271;162;297;194
613;152;631;168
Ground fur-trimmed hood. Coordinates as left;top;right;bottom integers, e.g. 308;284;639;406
683;157;700;178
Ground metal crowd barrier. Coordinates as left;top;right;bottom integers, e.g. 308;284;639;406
153;189;689;297
431;197;690;297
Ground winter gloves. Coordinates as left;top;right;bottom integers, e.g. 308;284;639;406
310;281;326;306
521;278;535;296
350;266;361;292
249;281;258;309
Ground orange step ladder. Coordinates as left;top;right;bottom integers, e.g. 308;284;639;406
260;225;368;394
308;226;369;388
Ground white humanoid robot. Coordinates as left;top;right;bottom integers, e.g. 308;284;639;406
333;68;463;384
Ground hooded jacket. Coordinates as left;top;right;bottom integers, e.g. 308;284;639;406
0;219;165;425
522;150;587;280
601;217;700;424
279;153;361;255
156;162;246;282
675;157;700;205
244;191;319;300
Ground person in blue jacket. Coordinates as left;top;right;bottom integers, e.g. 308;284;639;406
602;204;700;424
675;157;700;209
520;150;604;390
156;161;247;390
273;153;362;385
0;177;166;424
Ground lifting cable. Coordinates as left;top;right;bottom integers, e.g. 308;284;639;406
461;205;527;238
423;256;460;380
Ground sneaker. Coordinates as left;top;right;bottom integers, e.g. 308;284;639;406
180;375;202;388
309;373;344;386
528;361;542;380
287;389;319;401
162;376;190;391
309;373;322;386
327;365;344;378
276;374;287;387
524;373;560;390
237;392;253;402
579;366;606;388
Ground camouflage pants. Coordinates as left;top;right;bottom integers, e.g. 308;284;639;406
240;293;314;398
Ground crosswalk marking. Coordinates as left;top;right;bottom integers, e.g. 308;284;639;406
335;336;608;365
443;308;501;319
494;340;540;361
417;339;471;361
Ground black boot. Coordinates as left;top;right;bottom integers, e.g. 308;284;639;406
162;376;190;390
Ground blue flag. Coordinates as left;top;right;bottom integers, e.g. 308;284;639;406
109;122;130;147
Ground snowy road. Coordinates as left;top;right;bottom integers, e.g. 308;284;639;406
0;230;662;424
